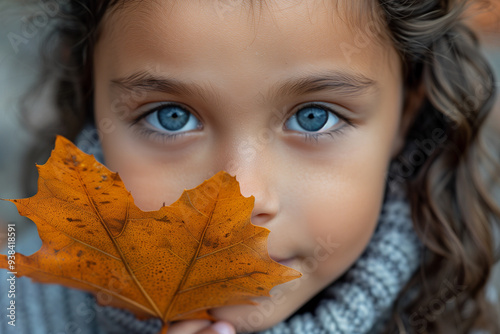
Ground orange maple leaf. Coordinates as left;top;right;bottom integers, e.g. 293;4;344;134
0;136;301;332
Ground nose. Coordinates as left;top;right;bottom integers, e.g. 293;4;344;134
217;146;280;227
241;179;279;227
238;171;279;226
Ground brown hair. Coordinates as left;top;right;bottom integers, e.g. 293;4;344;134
375;1;500;333
17;0;500;332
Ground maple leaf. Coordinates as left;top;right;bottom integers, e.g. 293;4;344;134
0;136;301;332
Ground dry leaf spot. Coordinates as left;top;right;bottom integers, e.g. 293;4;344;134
76;225;86;228
77;250;83;257
204;239;219;249
66;218;82;222
156;216;171;223
159;239;172;249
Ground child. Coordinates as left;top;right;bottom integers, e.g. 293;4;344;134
2;0;500;333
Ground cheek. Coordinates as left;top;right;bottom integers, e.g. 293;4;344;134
299;153;388;279
97;130;180;211
94;114;211;211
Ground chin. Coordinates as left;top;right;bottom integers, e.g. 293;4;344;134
208;280;305;333
210;302;285;333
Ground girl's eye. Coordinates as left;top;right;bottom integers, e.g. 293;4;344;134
143;103;202;134
133;102;354;144
285;103;348;138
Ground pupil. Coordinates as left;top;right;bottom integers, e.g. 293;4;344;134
297;108;328;132
157;107;189;131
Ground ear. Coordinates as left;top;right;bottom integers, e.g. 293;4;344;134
391;82;426;158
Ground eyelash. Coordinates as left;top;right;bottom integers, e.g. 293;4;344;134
133;127;185;144
131;102;357;144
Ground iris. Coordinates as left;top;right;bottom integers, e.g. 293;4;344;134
157;106;190;131
296;107;328;132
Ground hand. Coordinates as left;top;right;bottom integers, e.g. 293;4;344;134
166;320;236;334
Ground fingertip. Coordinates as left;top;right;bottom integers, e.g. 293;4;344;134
168;319;212;333
210;321;236;334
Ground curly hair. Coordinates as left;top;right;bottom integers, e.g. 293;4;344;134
379;1;500;333
15;0;500;333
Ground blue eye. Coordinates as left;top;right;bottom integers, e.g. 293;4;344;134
144;104;201;133
134;102;354;145
285;104;341;133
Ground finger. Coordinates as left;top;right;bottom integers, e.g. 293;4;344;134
167;319;211;334
195;321;236;334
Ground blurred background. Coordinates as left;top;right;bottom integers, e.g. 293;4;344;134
0;1;47;254
0;0;499;304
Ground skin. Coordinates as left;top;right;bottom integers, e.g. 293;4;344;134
93;1;410;333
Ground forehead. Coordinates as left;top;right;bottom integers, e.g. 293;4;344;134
105;1;384;23
95;0;398;91
102;0;388;41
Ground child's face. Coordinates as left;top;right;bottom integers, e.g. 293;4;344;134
93;1;403;331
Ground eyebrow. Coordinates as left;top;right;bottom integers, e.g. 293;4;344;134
110;69;378;107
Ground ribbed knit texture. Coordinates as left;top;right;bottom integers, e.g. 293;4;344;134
0;123;493;333
0;275;101;334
